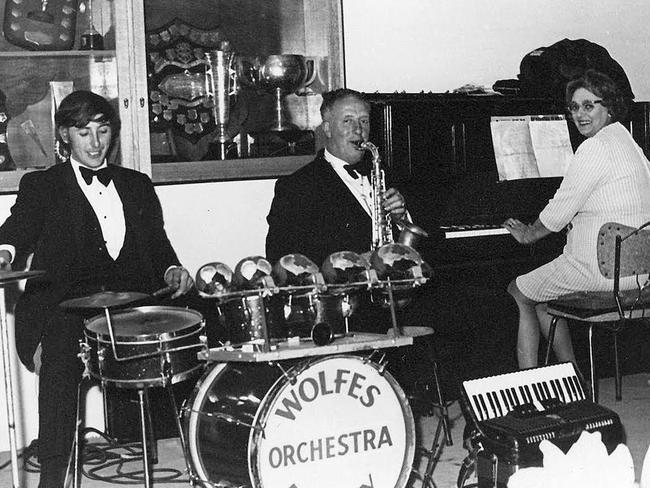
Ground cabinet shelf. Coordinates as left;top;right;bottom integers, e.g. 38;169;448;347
0;50;115;57
151;155;313;184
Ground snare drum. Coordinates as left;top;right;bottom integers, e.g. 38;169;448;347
83;306;205;388
183;354;415;488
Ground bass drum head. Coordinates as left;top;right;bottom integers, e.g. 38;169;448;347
251;355;415;488
185;355;415;488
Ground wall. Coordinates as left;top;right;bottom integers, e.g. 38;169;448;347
2;0;650;452
343;0;650;100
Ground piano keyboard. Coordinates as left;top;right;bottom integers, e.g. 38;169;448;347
440;223;510;239
463;362;586;422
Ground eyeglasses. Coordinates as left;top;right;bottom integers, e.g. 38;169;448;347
567;100;603;114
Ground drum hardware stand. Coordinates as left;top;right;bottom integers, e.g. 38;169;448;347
416;360;455;488
161;360;197;484
0;285;21;488
0;270;44;488
385;278;401;338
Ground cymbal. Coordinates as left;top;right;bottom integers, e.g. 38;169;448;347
60;291;149;310
0;270;45;285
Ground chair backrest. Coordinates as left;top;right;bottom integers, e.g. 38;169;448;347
597;222;650;279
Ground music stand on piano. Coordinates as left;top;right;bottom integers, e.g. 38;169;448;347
0;270;44;488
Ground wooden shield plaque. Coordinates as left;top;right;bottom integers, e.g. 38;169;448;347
3;0;78;51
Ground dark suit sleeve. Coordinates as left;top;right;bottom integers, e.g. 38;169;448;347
266;175;311;264
137;174;181;279
0;171;49;254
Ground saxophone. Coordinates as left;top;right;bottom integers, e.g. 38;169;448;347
360;141;429;250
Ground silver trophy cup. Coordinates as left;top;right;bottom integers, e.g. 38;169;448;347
239;54;314;131
205;47;237;159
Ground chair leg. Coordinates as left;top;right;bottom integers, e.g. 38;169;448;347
545;316;559;365
613;329;622;401
588;325;597;403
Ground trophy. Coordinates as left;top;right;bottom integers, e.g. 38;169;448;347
239;54;315;131
80;0;103;50
205;42;237;160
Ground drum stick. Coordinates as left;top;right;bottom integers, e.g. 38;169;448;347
152;285;176;297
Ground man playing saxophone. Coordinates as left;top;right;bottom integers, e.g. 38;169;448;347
265;88;410;265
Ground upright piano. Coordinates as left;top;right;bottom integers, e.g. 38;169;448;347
367;93;650;393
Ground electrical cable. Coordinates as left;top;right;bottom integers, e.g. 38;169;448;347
13;428;188;485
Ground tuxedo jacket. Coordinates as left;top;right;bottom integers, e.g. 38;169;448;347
266;150;373;266
0;162;180;367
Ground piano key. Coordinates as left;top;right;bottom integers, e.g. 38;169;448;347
442;226;510;239
568;375;581;400
553;378;567;403
490;391;504;416
461;362;584;420
550;379;562;401
542;381;553;399
509;387;520;406
478;394;490;420
569;375;585;399
499;389;511;411
472;395;486;421
485;392;497;418
563;377;576;402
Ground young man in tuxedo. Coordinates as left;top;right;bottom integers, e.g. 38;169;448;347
0;91;194;488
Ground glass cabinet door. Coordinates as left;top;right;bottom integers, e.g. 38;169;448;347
0;0;137;192
130;0;344;182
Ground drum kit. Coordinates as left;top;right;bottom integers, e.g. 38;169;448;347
1;246;437;488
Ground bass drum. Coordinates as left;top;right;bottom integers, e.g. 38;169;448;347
184;354;415;488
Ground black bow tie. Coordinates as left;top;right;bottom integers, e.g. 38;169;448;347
343;161;371;179
80;166;112;186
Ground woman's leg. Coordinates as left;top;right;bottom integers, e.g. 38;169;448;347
536;304;577;363
507;279;541;369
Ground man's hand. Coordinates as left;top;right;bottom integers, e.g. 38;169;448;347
383;187;407;222
0;250;13;271
163;266;194;299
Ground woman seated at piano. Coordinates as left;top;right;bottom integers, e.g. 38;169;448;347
503;69;650;369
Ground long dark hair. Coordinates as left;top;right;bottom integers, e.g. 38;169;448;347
566;69;629;122
54;90;121;161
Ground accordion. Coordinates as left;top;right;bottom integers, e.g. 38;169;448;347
461;363;623;487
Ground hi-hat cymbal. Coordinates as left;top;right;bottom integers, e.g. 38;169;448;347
60;291;149;310
0;270;45;285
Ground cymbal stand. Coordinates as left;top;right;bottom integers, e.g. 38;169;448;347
136;388;154;488
162;360;195;482
0;286;20;487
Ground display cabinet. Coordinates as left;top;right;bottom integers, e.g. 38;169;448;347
0;0;344;192
0;0;138;192
132;0;344;184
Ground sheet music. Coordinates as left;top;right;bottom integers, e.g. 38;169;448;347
491;115;573;181
529;116;573;177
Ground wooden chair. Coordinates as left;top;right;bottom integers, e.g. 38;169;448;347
544;221;650;402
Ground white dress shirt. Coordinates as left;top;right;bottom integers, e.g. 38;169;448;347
325;149;373;217
71;158;126;260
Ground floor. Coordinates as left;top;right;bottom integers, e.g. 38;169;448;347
1;373;649;488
